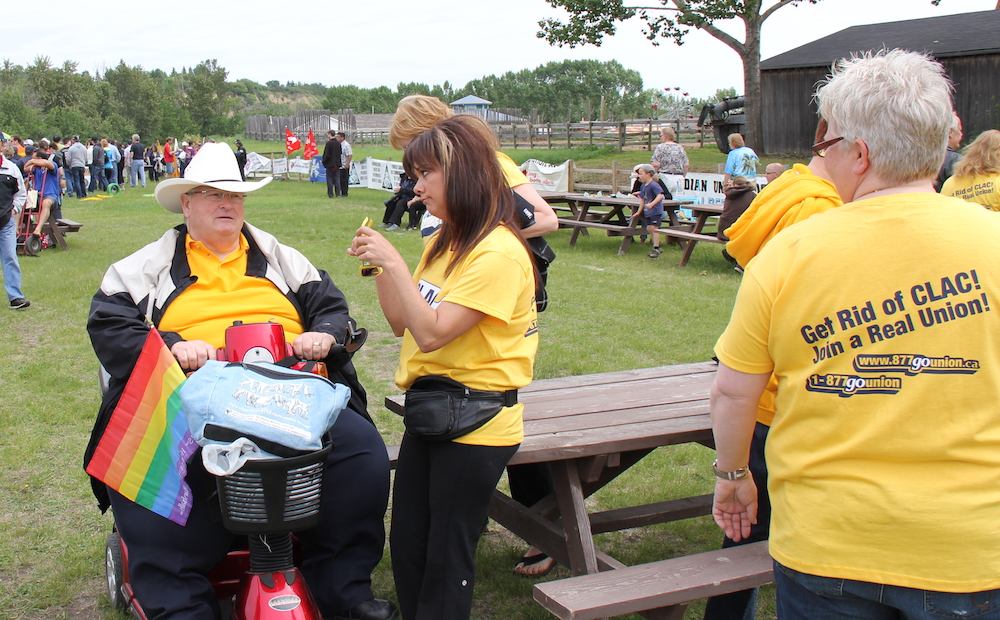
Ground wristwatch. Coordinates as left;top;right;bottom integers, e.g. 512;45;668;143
712;460;749;480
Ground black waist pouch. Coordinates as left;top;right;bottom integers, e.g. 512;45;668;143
403;375;518;441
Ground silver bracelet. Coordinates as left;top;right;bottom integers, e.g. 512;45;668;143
712;459;749;480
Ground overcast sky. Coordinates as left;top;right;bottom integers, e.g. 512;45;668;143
5;0;994;100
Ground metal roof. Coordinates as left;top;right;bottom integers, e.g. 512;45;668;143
761;10;1000;70
450;95;493;106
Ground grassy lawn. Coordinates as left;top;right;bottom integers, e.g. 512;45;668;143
0;142;781;619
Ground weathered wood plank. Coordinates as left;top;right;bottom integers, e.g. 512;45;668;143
533;542;773;620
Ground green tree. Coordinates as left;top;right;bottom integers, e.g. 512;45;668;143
0;83;45;138
537;0;826;148
323;85;368;112
103;61;163;140
430;81;456;103
464;59;644;122
186;59;233;135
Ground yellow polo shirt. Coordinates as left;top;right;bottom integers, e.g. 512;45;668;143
159;234;303;348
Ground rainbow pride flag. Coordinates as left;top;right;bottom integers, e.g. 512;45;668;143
86;329;197;525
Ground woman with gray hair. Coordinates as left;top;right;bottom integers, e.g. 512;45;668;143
710;49;1000;618
651;126;689;196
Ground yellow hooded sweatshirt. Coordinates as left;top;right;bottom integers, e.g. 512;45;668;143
724;163;843;269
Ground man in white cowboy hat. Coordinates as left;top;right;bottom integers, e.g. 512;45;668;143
85;143;398;620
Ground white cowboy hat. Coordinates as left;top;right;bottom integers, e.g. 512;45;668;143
154;142;271;213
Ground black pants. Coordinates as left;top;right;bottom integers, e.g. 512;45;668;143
339;168;350;196
703;422;771;620
109;408;390;619
508;463;554;514
407;203;426;230
391;435;518;620
384;197;416;227
327;167;343;197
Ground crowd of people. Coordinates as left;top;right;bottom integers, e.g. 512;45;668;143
1;134;196;197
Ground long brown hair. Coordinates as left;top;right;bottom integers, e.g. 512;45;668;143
403;115;527;277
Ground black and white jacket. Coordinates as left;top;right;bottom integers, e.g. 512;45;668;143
85;222;370;511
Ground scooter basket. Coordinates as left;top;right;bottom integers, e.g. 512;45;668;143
216;442;332;535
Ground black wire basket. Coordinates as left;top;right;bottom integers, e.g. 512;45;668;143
216;441;332;535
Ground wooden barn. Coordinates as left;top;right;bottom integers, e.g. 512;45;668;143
760;9;1000;156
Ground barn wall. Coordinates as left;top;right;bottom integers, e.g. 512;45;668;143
761;53;1000;157
761;68;827;156
943;55;1000;136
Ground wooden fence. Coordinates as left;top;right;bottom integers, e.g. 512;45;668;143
494;118;706;150
245;110;358;142
348;118;706;149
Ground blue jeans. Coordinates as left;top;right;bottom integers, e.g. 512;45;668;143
106;166;117;185
130;160;146;187
775;562;1000;619
0;216;24;301
90;164;108;191
70;167;87;198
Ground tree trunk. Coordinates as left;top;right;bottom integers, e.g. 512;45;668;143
742;13;764;153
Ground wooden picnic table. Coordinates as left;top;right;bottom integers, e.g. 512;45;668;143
385;362;718;577
539;191;725;264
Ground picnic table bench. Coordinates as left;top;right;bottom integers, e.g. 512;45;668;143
385;362;772;617
533;541;772;620
40;215;84;250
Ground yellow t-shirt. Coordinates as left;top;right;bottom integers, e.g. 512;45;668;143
715;192;1000;592
396;226;538;446
159;234;303;348
941;171;1000;211
496;151;529;189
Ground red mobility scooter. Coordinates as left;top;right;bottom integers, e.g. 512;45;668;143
104;320;367;620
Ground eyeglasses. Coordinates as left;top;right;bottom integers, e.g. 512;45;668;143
812;136;844;158
186;189;247;204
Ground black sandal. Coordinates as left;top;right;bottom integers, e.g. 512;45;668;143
513;552;555;576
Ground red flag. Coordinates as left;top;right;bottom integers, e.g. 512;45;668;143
303;129;318;159
285;128;301;155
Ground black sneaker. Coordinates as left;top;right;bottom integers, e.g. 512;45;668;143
648;247;661;259
331;598;399;620
10;298;30;309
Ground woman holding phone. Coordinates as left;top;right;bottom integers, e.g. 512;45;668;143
349;114;538;619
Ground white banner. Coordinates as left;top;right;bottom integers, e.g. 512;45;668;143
245;152;271;173
289;158;311;174
271;157;288;175
674;173;727;205
367;158;405;191
519;159;570;192
302;157;413;192
347;159;363;187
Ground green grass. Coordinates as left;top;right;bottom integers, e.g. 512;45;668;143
0;149;779;619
